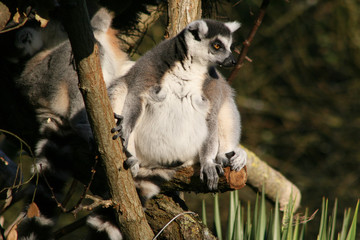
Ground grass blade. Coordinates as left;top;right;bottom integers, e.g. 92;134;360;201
253;192;259;239
330;199;338;240
246;201;252;240
214;193;223;240
339;208;352;240
273;194;281;240
299;208;308;240
318;197;328;240
202;199;207;226
233;195;243;240
227;191;236;240
345;199;359;240
293;215;300;240
257;186;266;240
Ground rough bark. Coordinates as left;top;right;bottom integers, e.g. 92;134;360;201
145;194;217;240
58;0;153;239
162;166;247;193
167;0;202;38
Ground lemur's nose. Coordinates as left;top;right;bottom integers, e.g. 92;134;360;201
221;54;237;67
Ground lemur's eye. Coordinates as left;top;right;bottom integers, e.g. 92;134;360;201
213;43;221;50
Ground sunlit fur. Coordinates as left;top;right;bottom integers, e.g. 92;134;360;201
87;215;123;240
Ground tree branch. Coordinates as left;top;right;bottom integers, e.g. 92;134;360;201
227;0;270;84
59;0;153;238
243;147;301;211
162;166;247;193
119;4;165;55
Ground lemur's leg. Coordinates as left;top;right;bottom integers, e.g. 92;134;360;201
217;97;247;171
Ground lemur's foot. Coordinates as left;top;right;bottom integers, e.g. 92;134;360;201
200;162;224;191
216;148;247;171
228;147;247;171
124;157;139;177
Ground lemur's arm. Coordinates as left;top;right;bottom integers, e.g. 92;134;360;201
111;89;143;176
199;100;224;191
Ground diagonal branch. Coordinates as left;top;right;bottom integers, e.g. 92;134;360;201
58;0;153;238
228;0;270;84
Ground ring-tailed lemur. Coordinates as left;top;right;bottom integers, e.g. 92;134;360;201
15;8;134;171
1;17;68;64
110;19;247;204
14;8;131;240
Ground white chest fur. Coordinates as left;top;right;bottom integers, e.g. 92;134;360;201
133;61;211;168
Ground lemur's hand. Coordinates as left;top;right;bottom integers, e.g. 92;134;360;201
200;161;224;191
228;148;247;171
111;112;139;177
111;112;123;139
111;112;130;147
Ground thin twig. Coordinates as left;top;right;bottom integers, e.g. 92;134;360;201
40;167;67;212
53;215;88;239
228;0;270;84
73;194;114;213
67;158;98;213
40;157;98;214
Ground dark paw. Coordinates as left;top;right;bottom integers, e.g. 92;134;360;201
111;113;124;140
200;162;224;191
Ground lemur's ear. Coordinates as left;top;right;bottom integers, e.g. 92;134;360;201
187;20;208;41
225;21;241;33
91;8;113;33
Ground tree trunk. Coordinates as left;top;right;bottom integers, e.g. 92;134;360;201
167;0;201;38
145;194;217;240
59;0;154;238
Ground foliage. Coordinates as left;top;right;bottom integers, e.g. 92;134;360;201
202;190;359;239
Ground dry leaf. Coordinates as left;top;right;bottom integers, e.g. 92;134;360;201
27;202;40;218
2;189;13;211
13;12;21;24
35;14;48;28
6;225;18;240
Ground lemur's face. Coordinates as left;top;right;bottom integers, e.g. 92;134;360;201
185;20;240;67
15;27;43;58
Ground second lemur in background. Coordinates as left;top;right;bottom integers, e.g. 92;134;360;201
110;19;247;204
14;8;132;240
